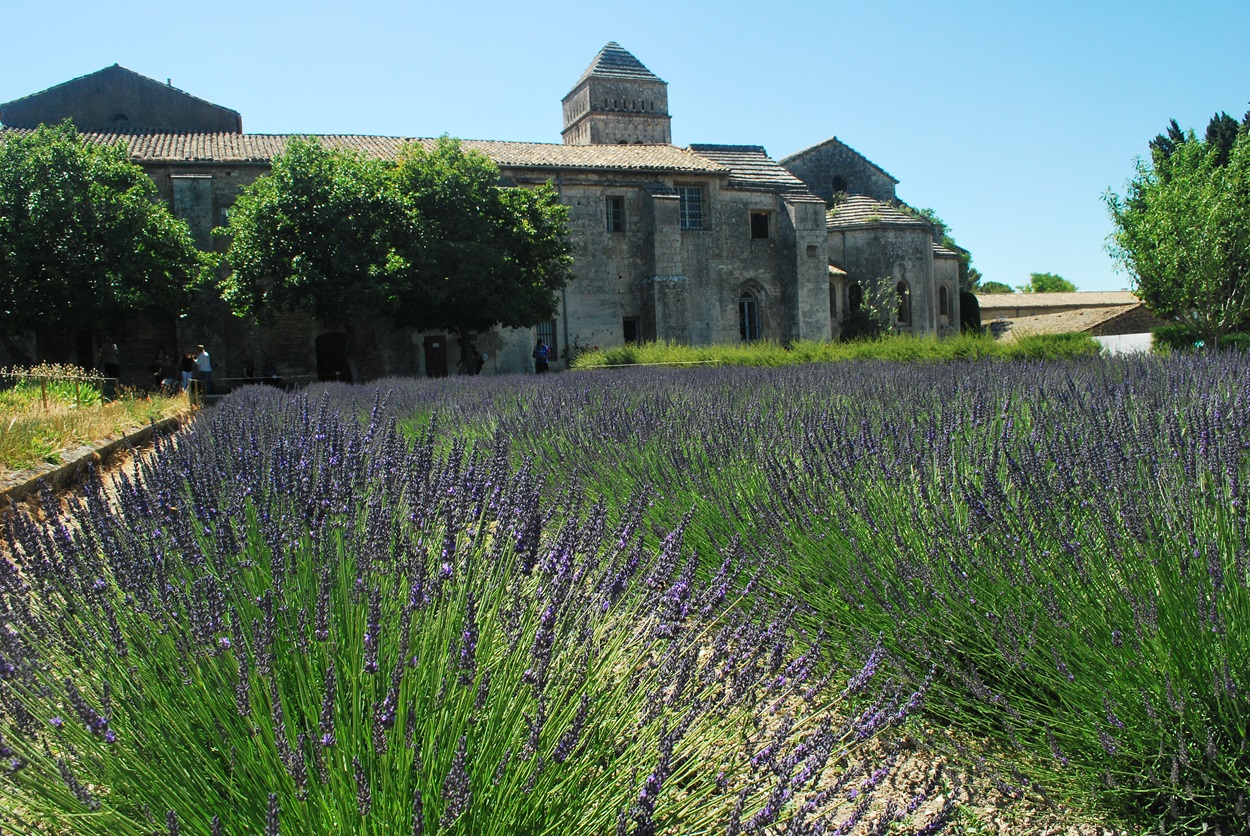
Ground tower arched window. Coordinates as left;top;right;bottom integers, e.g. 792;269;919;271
939;285;950;317
832;174;848;194
739;290;761;342
896;281;911;324
848;283;863;313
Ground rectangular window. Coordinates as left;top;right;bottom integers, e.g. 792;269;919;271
677;185;703;230
536;319;558;361
606;196;624;233
750;211;769;239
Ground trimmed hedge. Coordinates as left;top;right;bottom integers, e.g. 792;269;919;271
570;332;1101;370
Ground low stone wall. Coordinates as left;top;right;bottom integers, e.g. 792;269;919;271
0;412;192;507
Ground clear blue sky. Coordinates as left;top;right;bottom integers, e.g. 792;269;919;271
4;0;1249;292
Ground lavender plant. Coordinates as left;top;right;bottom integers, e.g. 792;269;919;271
461;353;1247;833
328;353;1250;831
0;386;942;834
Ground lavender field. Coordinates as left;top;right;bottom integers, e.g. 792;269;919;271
2;351;1248;834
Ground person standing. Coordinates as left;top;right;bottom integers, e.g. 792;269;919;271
98;338;120;380
532;339;550;374
180;350;195;392
194;344;213;395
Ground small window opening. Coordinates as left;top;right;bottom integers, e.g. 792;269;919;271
896;281;911;324
829;282;838;321
607;196;624;233
939;285;950;316
750;211;769;239
678;186;703;230
832;174;848;194
623;317;640;344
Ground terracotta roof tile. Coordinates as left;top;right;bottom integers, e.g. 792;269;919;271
977;291;1140;310
827;195;929;229
0;129;729;174
993;305;1141;339
687;144;813;193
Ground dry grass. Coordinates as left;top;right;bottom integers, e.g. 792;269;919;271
0;367;188;476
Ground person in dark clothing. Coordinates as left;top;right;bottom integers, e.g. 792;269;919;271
99;339;120;380
532;339;550;374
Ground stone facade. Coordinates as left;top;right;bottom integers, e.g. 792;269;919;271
1;45;962;382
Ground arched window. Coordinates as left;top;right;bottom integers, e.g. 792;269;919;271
739;290;761;342
832;174;848;194
848;283;863;313
896;281;911;324
939;285;950;317
829;281;838;322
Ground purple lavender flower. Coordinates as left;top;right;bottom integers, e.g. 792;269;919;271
439;735;472;828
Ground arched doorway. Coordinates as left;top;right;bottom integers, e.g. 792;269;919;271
315;333;353;382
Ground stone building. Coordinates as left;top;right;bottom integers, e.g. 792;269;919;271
0;44;961;383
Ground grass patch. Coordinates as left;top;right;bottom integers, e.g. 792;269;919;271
570;332;1101;369
0;364;188;475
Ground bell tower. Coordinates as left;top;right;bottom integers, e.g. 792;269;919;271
561;42;672;146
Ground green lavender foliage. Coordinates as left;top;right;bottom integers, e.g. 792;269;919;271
0;387;936;835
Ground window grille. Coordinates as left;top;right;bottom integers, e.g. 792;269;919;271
678;186;703;230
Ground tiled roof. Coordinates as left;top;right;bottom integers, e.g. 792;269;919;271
933;243;960;258
993;305;1141;338
573;42;663;86
977;291;1140;310
687;144;813;193
827;195;930;229
0;129;729;174
828;263;848;277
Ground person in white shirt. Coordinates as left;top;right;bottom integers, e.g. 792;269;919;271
194;344;213;395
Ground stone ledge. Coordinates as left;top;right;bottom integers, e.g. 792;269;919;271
0;413;193;506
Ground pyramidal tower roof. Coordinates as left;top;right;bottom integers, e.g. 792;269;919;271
574;42;664;86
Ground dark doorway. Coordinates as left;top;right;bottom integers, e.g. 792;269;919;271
315;333;353;382
623;317;640;344
424;335;448;378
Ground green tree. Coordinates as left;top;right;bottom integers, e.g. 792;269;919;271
1108;128;1250;347
977;280;1015;294
219;137;573;357
1020;272;1077;293
390;137;573;338
218;137;408;324
0;122;207;361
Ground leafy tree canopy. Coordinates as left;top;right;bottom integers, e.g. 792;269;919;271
1021;272;1077;293
0;122;208;340
219;136;573;338
977;280;1016;294
217;137;407;324
1108;126;1250;346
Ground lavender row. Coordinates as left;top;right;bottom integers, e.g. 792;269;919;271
323;353;1248;831
0;385;948;834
